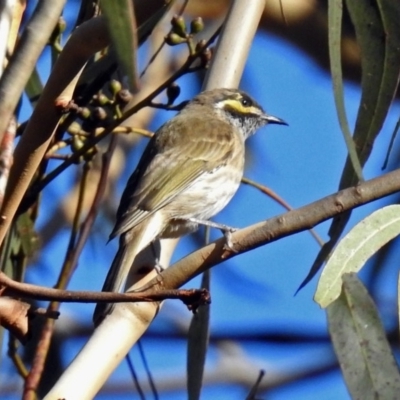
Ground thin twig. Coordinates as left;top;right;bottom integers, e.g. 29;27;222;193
245;369;265;400
138;341;159;400
126;353;146;400
8;337;29;379
241;177;325;247
140;0;190;78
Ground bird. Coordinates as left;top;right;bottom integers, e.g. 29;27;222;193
93;88;287;323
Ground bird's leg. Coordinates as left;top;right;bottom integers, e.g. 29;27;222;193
187;218;238;253
150;241;164;273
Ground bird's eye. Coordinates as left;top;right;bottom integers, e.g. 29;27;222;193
241;96;252;107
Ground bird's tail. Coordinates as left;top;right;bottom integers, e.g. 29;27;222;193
93;215;162;324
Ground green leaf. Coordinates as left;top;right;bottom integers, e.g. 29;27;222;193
101;0;138;91
315;205;400;307
361;0;400;161
16;212;39;258
328;274;400;399
25;68;43;108
328;0;363;181
345;0;384;170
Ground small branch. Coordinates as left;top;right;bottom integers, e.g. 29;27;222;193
0;272;209;307
8;336;29;379
242;176;324;247
140;0;190;78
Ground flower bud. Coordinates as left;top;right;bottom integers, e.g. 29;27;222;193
195;39;207;53
72;135;85;151
190;17;204;34
84;146;97;162
94;93;109;106
200;48;212;66
171;15;187;37
58;17;67;33
68;122;82;135
109;79;122;96
165;33;186;46
79;107;91;119
93;107;107;121
117;89;133;104
167;83;181;104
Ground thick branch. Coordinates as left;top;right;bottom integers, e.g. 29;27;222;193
140;168;400;291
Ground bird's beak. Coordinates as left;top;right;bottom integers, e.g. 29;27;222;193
263;114;288;126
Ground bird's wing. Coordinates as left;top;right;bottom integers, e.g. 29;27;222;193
110;114;234;239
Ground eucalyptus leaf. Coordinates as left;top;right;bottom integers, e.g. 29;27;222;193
328;0;363;181
328;274;400;399
315;205;400;308
361;0;400;162
345;0;385;169
101;0;138;91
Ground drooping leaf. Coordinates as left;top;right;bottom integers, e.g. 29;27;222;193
361;0;400;162
328;0;363;181
328;274;400;399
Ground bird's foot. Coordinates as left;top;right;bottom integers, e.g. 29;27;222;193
221;226;238;253
187;218;238;253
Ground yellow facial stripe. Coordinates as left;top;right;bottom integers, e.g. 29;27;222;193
218;99;261;115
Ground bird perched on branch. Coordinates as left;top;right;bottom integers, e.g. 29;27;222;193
93;88;287;323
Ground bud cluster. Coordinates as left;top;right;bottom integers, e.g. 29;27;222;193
63;79;133;161
164;15;210;64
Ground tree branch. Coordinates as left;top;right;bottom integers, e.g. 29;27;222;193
0;272;209;307
139;168;400;292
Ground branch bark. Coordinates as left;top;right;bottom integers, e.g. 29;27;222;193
0;271;209;307
144;167;400;292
